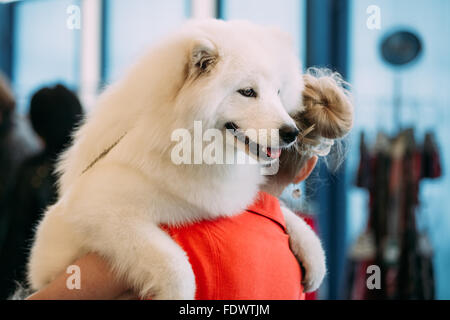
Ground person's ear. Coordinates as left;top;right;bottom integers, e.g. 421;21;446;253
292;156;318;184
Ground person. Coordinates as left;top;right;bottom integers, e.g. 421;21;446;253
0;84;84;299
0;74;39;299
26;69;352;300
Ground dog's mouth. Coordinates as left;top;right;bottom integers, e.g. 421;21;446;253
224;122;282;160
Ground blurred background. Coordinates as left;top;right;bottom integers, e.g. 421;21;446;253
0;0;449;300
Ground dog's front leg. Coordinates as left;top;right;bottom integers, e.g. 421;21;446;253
88;218;195;299
65;163;196;299
281;206;326;292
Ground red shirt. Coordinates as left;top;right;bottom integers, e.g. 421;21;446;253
163;191;305;300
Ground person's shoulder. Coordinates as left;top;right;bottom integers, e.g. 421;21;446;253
14;152;50;186
6;116;40;158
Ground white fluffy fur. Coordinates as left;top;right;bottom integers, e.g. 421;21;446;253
281;206;326;292
27;19;324;299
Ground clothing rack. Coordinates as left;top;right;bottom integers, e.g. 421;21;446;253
347;128;442;300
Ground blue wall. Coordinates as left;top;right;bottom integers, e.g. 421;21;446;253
347;0;450;299
103;0;188;83
12;0;80;113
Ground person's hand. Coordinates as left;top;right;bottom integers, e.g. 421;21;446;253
27;253;130;300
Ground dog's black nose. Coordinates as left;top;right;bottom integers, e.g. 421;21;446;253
279;125;300;144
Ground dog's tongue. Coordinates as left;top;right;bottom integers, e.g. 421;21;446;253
266;147;282;159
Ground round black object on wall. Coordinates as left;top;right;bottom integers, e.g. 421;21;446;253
381;30;423;66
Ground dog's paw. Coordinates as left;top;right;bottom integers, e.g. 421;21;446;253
297;237;326;293
151;270;196;300
138;255;196;300
281;206;326;293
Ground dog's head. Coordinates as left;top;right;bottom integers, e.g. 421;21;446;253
172;20;304;163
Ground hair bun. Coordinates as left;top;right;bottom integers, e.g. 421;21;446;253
300;68;353;140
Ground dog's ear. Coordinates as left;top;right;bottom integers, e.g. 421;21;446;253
189;38;219;78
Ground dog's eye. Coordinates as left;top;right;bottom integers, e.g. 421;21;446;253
277;89;281;95
238;88;257;98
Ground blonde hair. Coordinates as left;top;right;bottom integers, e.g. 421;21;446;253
272;68;354;186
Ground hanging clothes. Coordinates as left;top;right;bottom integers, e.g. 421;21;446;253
347;129;442;300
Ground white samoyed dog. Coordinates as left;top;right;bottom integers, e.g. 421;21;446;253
27;19;325;299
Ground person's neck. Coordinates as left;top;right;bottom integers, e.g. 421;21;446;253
260;183;287;198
